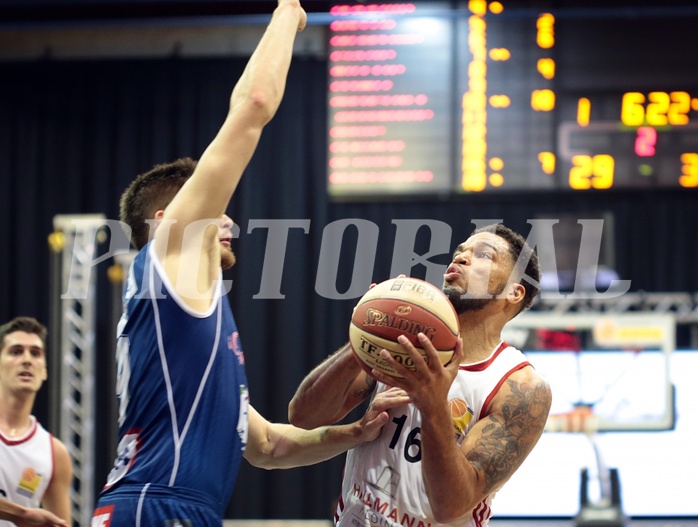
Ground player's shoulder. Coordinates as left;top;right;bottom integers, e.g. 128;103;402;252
50;437;74;476
510;362;550;388
495;363;552;410
50;436;70;457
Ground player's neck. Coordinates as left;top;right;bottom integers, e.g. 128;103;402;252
458;314;505;364
0;414;34;439
0;393;35;438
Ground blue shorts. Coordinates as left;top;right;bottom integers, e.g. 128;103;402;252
92;484;223;527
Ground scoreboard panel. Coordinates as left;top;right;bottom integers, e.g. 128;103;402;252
327;1;698;197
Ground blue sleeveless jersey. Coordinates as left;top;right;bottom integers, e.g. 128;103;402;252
98;243;249;519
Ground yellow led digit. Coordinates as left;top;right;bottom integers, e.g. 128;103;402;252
646;91;670;126
592;154;614;189
668;91;691;125
569;155;614;189
537;58;556;80
620;91;691;127
531;89;556;111
577;97;591;127
536;13;555;49
538;152;556;174
679;153;698;187
621;92;645;127
569;155;593;189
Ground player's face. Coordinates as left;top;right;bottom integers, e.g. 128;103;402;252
442;232;515;314
218;214;236;270
0;331;47;394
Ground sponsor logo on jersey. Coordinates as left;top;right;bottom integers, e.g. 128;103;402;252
227;331;245;365
91;505;114;527
350;482;432;527
237;385;249;449
16;467;42;498
104;430;141;488
449;397;474;442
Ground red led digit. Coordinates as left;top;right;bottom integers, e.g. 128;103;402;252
635;126;657;157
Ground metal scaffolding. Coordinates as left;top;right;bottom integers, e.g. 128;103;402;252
533;291;698;319
532;291;698;346
48;214;106;527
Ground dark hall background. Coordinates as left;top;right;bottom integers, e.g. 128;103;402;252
1;0;698;521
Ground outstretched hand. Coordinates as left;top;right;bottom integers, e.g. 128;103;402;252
16;508;68;527
356;387;411;442
371;334;464;414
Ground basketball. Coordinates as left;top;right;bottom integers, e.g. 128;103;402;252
349;277;460;378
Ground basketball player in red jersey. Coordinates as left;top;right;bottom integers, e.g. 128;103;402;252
290;224;553;527
0;317;73;527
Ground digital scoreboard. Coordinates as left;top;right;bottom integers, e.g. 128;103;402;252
327;2;454;196
326;1;698;197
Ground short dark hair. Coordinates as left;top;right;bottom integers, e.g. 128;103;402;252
0;317;47;350
120;157;198;250
472;223;541;314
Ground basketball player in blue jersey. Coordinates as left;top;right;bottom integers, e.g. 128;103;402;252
0;497;67;527
91;2;406;526
289;224;553;527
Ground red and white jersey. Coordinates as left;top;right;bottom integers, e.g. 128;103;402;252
335;342;531;527
0;417;54;527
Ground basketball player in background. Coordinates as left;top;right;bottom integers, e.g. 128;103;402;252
289;223;553;526
0;317;72;527
0;497;67;527
92;2;405;526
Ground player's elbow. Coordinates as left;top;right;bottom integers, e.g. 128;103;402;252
432;502;477;524
231;89;280;126
245;453;274;470
244;445;284;471
250;89;279;122
433;511;459;525
288;400;316;430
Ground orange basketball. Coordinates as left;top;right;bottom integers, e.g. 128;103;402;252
349;277;459;378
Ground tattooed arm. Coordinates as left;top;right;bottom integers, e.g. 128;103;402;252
371;334;552;524
422;366;552;521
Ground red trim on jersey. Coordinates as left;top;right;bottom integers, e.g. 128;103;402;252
47;434;57;491
472;499;492;526
46;432;56;491
0;416;38;445
335;493;344;523
480;361;531;418
458;341;508;372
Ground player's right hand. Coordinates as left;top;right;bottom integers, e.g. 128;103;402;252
17;507;68;527
279;0;307;31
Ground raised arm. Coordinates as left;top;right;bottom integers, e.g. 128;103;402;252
163;0;305;228
288;342;375;429
153;0;307;308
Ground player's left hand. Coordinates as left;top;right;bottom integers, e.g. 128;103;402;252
371;333;463;413
356;387;411;442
